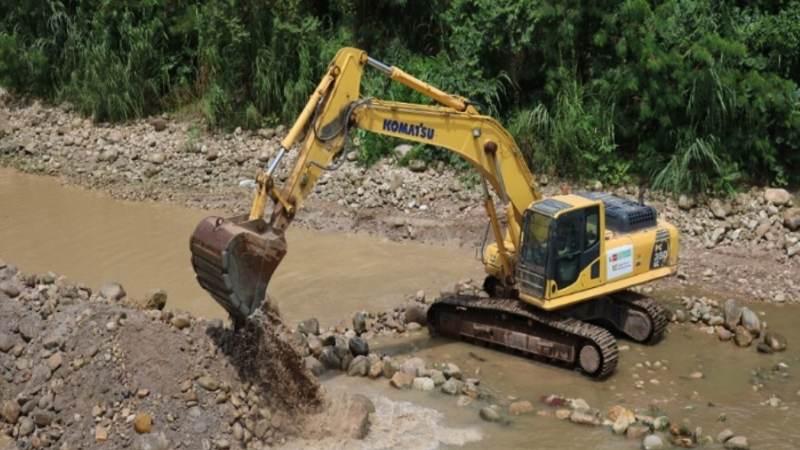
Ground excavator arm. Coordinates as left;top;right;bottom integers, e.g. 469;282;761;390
190;47;541;325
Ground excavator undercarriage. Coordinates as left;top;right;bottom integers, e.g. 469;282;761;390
427;289;668;378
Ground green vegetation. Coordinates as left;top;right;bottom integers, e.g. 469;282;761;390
2;1;799;192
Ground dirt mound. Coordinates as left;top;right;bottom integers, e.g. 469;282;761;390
0;260;323;449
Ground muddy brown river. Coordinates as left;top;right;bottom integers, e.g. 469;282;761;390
0;168;483;325
1;168;799;449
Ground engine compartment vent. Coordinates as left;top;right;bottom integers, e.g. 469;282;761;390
578;192;658;233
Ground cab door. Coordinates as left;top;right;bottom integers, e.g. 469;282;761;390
546;206;603;298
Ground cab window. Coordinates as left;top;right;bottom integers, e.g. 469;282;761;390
585;207;599;248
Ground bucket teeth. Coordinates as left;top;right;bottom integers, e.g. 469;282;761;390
189;215;287;324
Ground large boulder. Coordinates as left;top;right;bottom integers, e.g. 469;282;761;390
343;394;374;439
723;299;742;330
764;188;792;206
784;207;800;231
347;355;369;377
740;307;761;336
348;336;369;356
404;303;427;326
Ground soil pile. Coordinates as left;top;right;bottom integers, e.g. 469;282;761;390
0;258;324;450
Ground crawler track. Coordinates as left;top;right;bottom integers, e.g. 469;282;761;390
610;291;670;344
428;295;619;378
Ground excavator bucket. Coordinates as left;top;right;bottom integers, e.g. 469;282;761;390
189;215;287;325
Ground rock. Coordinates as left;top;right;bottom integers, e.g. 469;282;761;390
555;409;571;420
709;199;730;219
348;336;369;356
368;359;383;378
757;342;774;354
99;281;126;301
0;333;14;352
1;400;20;424
443;363;462;380
678;194;696;210
611;407;635;434
626;424;650;440
724;436;749;450
689;371;704;379
479;406;501;423
170;314;191;330
784;207;800;231
134;412;153;433
150;118;168;131
734;327;753;347
196;375;220;391
642;434;665;450
347;355;369;377
307;334;322;356
653;416;670;431
142;289;167;310
352;312;367;334
404;303;427;326
30;409;52;427
149;152;166;164
408;159;427;172
441;378;463;395
95;425;109;442
569;398;591;412
344;394;373;439
304;356;325;376
400;357;426;376
763;331;787;351
509;400;534;415
569;410;600;426
0;281;19;297
717;327;734;341
764;188;792;206
717;429;734;443
298;318;320;335
394;144;413;159
319;346;341;370
390;372;414;389
429;369;446;386
723;299;742;330
137;432;171;450
47;352;64;371
96;148;119;163
740;308;760;335
412;377;435;391
18;417;34;436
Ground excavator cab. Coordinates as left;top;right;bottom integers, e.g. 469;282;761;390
516;197;604;301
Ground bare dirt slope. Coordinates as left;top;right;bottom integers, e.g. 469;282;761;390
0;259;333;450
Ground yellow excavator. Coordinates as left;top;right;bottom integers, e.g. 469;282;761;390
189;47;679;378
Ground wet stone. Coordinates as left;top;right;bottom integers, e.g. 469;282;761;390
479;406;501;423
347;355;369;377
348;336;369;356
297;318;320;336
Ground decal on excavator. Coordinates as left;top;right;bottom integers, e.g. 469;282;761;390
383;119;435;139
607;245;633;280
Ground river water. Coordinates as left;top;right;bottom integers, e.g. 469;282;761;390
1;168;798;449
0;168;483;325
